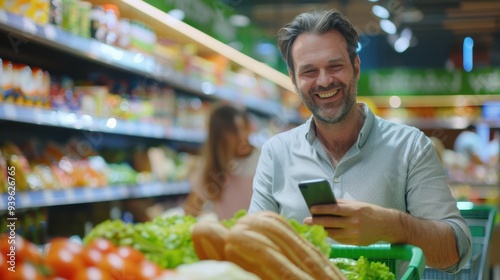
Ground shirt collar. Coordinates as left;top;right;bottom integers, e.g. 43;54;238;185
304;102;375;148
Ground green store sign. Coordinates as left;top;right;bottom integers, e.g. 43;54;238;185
358;68;500;96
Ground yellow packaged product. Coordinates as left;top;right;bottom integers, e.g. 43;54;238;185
4;0;50;25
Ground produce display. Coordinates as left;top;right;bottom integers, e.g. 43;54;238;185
0;140;191;193
0;234;169;279
83;215;199;269
81;210;396;280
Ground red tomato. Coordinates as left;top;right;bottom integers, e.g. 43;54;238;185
3;262;45;280
17;239;43;265
0;253;9;279
73;266;112;280
137;259;164;280
81;247;104;267
87;238;117;254
0;233;13;256
99;253;141;280
116;246;145;263
0;234;43;265
47;237;83;255
45;245;85;279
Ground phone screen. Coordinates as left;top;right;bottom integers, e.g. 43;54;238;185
299;178;337;209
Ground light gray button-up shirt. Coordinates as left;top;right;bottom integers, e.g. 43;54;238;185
249;103;471;273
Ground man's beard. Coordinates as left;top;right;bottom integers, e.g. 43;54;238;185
297;77;357;124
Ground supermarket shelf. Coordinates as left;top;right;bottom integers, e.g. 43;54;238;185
385;116;500;129
89;0;294;93
0;181;191;210
0;10;285;118
0;103;205;143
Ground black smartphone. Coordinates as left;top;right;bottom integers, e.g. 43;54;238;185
299;178;337;209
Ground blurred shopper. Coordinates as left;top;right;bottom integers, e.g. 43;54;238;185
248;9;471;273
488;128;499;165
184;103;260;220
453;124;485;165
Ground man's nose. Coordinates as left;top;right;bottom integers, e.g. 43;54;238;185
316;70;333;88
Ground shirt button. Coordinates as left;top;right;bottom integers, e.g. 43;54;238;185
333;177;339;183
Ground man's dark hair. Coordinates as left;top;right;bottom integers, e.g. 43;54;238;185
277;9;359;77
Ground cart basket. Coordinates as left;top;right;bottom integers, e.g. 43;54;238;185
422;204;497;280
330;243;426;280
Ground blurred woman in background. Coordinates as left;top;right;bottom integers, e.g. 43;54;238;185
183;103;260;220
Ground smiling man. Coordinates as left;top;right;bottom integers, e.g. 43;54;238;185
248;9;471;273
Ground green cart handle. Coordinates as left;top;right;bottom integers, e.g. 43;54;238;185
330;244;426;280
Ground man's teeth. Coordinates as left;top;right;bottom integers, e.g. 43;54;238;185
318;90;339;98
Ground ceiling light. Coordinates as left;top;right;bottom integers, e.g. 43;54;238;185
394;37;410;53
229;14;250;27
389;96;402;108
368;0;379;2
463;37;474;72
393;27;413;53
372;5;390;19
168;9;185;20
380;19;397;34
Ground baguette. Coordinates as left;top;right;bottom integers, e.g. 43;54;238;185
225;223;314;280
238;211;345;280
192;220;228;261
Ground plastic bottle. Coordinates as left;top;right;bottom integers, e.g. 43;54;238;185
102;4;119;46
117;18;131;49
78;1;92;37
90;5;105;40
61;0;79;33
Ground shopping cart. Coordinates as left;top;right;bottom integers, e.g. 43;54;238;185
330;243;426;280
422;204;497;280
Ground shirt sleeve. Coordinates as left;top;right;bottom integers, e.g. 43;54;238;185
248;140;279;213
406;130;472;273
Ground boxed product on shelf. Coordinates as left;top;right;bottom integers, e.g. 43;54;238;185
186;55;217;84
1;59;19;102
1;142;32;192
129;19;157;54
50;75;79;111
153;37;184;70
0;58;50;107
74;85;109;117
2;0;50;25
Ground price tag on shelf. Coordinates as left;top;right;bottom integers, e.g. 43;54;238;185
151;125;163;138
140;123;153;137
22;17;37;35
124;121;135;135
103;187;114;199
42;190;55;205
19;192;31;209
43;24;57;40
65;189;76;203
164;127;172;138
2;104;18;120
82;187;93;202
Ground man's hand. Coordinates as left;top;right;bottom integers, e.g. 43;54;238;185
303;199;392;245
303;198;460;269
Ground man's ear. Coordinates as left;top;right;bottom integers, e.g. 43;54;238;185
354;55;361;81
288;70;294;83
